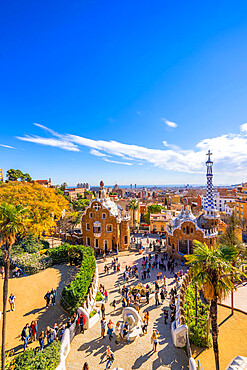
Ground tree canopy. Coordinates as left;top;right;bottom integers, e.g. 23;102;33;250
0;182;68;236
144;204;166;223
6;169;32;182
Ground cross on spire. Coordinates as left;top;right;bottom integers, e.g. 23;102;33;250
206;150;212;161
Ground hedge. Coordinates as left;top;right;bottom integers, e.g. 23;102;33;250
48;243;84;264
184;284;211;348
61;245;96;314
7;341;60;370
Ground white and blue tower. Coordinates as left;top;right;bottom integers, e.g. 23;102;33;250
204;150;219;219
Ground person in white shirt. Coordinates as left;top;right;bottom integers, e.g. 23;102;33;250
9;293;16;311
115;321;121;344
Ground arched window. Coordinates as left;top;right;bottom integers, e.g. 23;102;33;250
186;226;190;235
93;221;101;233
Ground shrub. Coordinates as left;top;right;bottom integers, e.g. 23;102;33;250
61;245;96;314
41;239;50;249
184;284;211;348
11;252;52;275
89;310;97;318
7;341;60;369
13;236;45;254
48;244;70;264
48;243;84;265
96;291;103;301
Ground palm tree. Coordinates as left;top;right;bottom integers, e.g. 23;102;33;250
185;241;245;370
0;203;26;370
128;199;140;229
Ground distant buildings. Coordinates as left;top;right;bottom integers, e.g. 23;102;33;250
64;187;85;200
149;212;173;233
77;182;90;191
35;178;51;187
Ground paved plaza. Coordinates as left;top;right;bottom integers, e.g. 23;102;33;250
222;281;247;313
66;236;189;370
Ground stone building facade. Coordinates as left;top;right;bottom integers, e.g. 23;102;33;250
81;181;130;253
166;151;220;260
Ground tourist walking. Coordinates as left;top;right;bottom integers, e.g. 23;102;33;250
38;331;45;350
79;313;85;334
146;289;149;304
51;326;57;342
105;346;114;369
21;323;29;351
155;291;160;306
51;288;56;305
122;322;129;344
44;291;50;308
164;309;168;324
107;320;114;341
104;289;109;302
60;324;66;341
9;293;16;311
30;320;38;342
46;326;52;345
115;321;121;344
151;330;159;352
160;288;165;304
144;311;149;326
112;299;116;312
101;303;106;319
83;362;89;370
142;316;148;335
101;318;106;338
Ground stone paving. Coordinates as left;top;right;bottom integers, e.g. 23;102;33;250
222;281;247;313
66;237;189;370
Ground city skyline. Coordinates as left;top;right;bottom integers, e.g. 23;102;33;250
2;1;247;185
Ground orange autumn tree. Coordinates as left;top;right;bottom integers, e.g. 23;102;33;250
0;182;69;236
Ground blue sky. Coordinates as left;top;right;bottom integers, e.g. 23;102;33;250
2;1;247;186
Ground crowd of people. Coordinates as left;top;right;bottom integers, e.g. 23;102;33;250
9;234;184;369
20;309;85;352
93;243;184;369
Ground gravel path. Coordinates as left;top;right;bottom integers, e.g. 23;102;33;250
0;263;79;355
66;238;189;370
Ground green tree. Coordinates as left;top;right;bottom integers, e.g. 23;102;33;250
144;204;166;224
186;241;245;370
219;211;242;246
128;199;140;228
0;203;26;370
60;182;67;191
72;199;90;212
6;169;32;182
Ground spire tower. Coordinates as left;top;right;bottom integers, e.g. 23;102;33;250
203;150;219;219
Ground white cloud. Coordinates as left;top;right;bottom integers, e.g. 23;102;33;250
0;144;14;149
16;135;80;152
90;149;109;157
162;118;178;128
240;122;247;132
16;123;247;175
102;158;133;166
